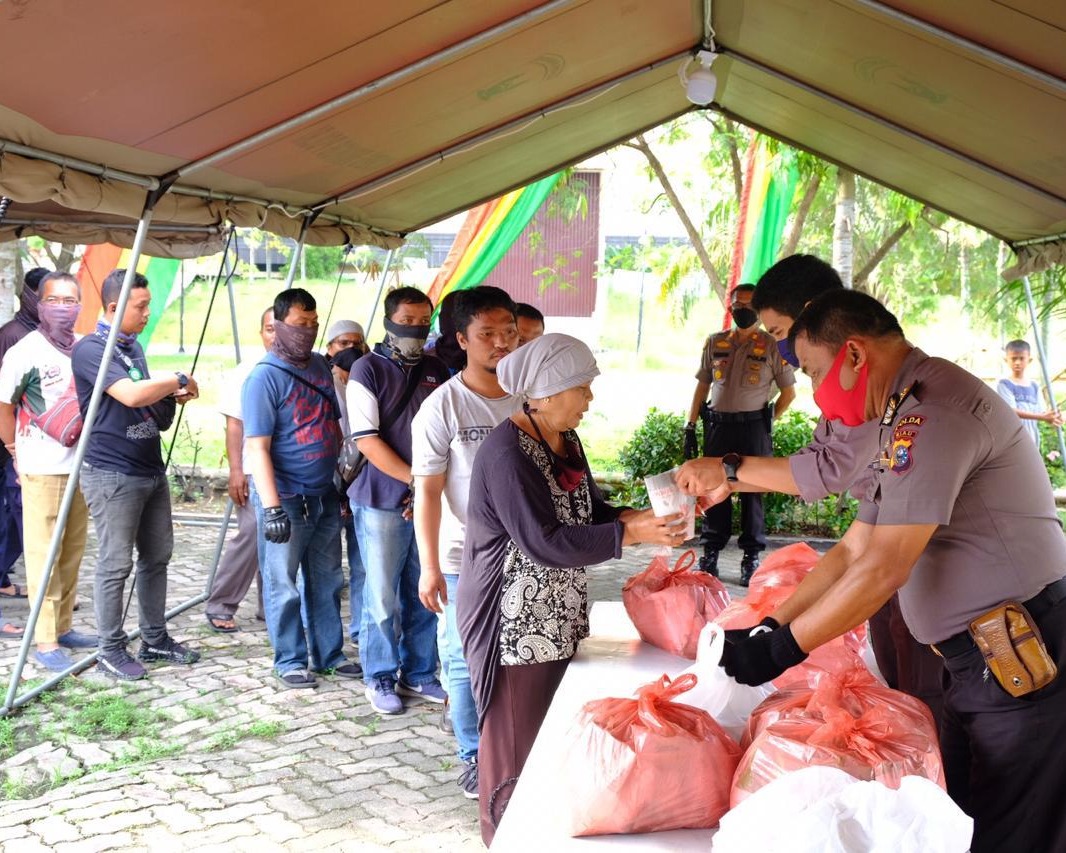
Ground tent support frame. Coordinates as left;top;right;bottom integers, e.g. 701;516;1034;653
2;197;159;715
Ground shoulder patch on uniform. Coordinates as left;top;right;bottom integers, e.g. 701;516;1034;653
889;412;924;474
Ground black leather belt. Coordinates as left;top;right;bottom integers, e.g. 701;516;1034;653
707;409;765;424
931;577;1066;659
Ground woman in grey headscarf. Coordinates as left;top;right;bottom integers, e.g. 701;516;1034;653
456;333;685;844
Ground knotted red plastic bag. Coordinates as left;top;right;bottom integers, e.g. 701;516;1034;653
717;543;869;689
747;542;823;593
622;550;730;659
563;673;742;836
731;671;944;807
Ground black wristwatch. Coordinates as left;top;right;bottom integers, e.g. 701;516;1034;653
722;452;742;482
175;371;189;389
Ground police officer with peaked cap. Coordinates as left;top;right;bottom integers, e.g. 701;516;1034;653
683;283;795;584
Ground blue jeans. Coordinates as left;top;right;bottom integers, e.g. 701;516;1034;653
442;572;478;762
345;514;365;642
253;488;347;675
354;506;437;684
80;464;173;654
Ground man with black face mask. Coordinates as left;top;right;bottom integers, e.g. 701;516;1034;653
346;286;452;715
683;283;795;584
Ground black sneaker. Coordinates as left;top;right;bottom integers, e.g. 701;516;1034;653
137;636;201;665
457;758;479;800
98;648;147;681
698;550;720;577
740;552;760;587
275;669;317;690
318;662;362;679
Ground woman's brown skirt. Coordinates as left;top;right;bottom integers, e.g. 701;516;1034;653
478;657;570;847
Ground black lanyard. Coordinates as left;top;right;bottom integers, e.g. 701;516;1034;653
95;331;143;381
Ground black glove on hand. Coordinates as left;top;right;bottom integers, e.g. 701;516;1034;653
263;506;291;544
723;616;781;645
720;624;808;686
683;424;699;460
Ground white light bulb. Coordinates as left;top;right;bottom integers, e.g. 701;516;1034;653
686;67;717;105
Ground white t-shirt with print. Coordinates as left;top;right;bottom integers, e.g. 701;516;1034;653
410;373;520;573
0;330;80;475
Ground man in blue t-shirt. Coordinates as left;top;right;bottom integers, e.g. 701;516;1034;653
72;269;201;681
242;287;361;689
347;286;451;715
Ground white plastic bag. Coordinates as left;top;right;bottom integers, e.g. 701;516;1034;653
674;622;775;741
713;766;973;853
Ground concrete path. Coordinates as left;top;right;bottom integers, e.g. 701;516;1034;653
0;517;765;851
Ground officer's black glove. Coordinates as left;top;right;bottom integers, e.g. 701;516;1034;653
683;423;699;460
723;616;780;645
720;624;808;686
263;506;291;544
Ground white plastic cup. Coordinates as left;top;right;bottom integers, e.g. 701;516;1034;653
644;466;696;540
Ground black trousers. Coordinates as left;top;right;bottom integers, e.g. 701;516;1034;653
938;597;1066;853
699;416;771;553
868;594;944;730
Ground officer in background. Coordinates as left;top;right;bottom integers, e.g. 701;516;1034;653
684;283;795;583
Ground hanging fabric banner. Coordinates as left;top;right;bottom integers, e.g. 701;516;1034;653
724;135;799;329
75;244;180;348
427;173;562;316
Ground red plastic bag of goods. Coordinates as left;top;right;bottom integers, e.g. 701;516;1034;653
731;674;944;808
622;550;730;659
716;543;869;689
746;542;823;593
564;673;742;836
741;667;934;747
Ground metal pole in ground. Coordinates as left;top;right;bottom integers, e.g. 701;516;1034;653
3;204;157;715
1022;275;1066;467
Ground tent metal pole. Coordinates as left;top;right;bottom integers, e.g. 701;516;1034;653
853;0;1066;96
1021;276;1066;468
171;0;579;180
284;222;310;291
316;49;690;209
2;204;157;715
365;248;396;332
722;50;1066;209
225;243;242;366
198;499;235;602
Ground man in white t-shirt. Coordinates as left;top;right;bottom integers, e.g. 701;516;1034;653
204;307;275;632
411;286;521;799
0;272;97;672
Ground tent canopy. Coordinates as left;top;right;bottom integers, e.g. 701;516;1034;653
0;0;1064;271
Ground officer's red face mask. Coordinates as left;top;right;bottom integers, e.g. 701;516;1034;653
813;342;869;426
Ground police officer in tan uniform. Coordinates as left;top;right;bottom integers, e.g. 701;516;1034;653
684;284;795;584
686;289;1066;853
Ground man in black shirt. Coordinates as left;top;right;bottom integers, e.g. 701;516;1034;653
72;269;201;680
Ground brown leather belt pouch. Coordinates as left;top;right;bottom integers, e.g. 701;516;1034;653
969;602;1058;697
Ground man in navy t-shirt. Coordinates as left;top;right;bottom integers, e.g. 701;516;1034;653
72;269;201;681
347;286;451;714
242;287;361;689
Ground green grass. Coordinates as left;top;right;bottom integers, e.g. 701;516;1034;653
68;693;168;739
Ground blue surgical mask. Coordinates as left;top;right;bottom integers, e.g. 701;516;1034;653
778;337;799;368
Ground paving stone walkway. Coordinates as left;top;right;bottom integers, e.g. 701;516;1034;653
0;515;778;851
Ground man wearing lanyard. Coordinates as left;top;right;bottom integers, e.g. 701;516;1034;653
682;289;1066;853
72;269;201;681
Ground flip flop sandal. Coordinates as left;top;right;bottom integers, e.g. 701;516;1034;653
1;623;25;639
0;584;27;599
206;614;240;633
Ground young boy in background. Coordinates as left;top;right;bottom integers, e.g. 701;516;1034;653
996;339;1063;451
